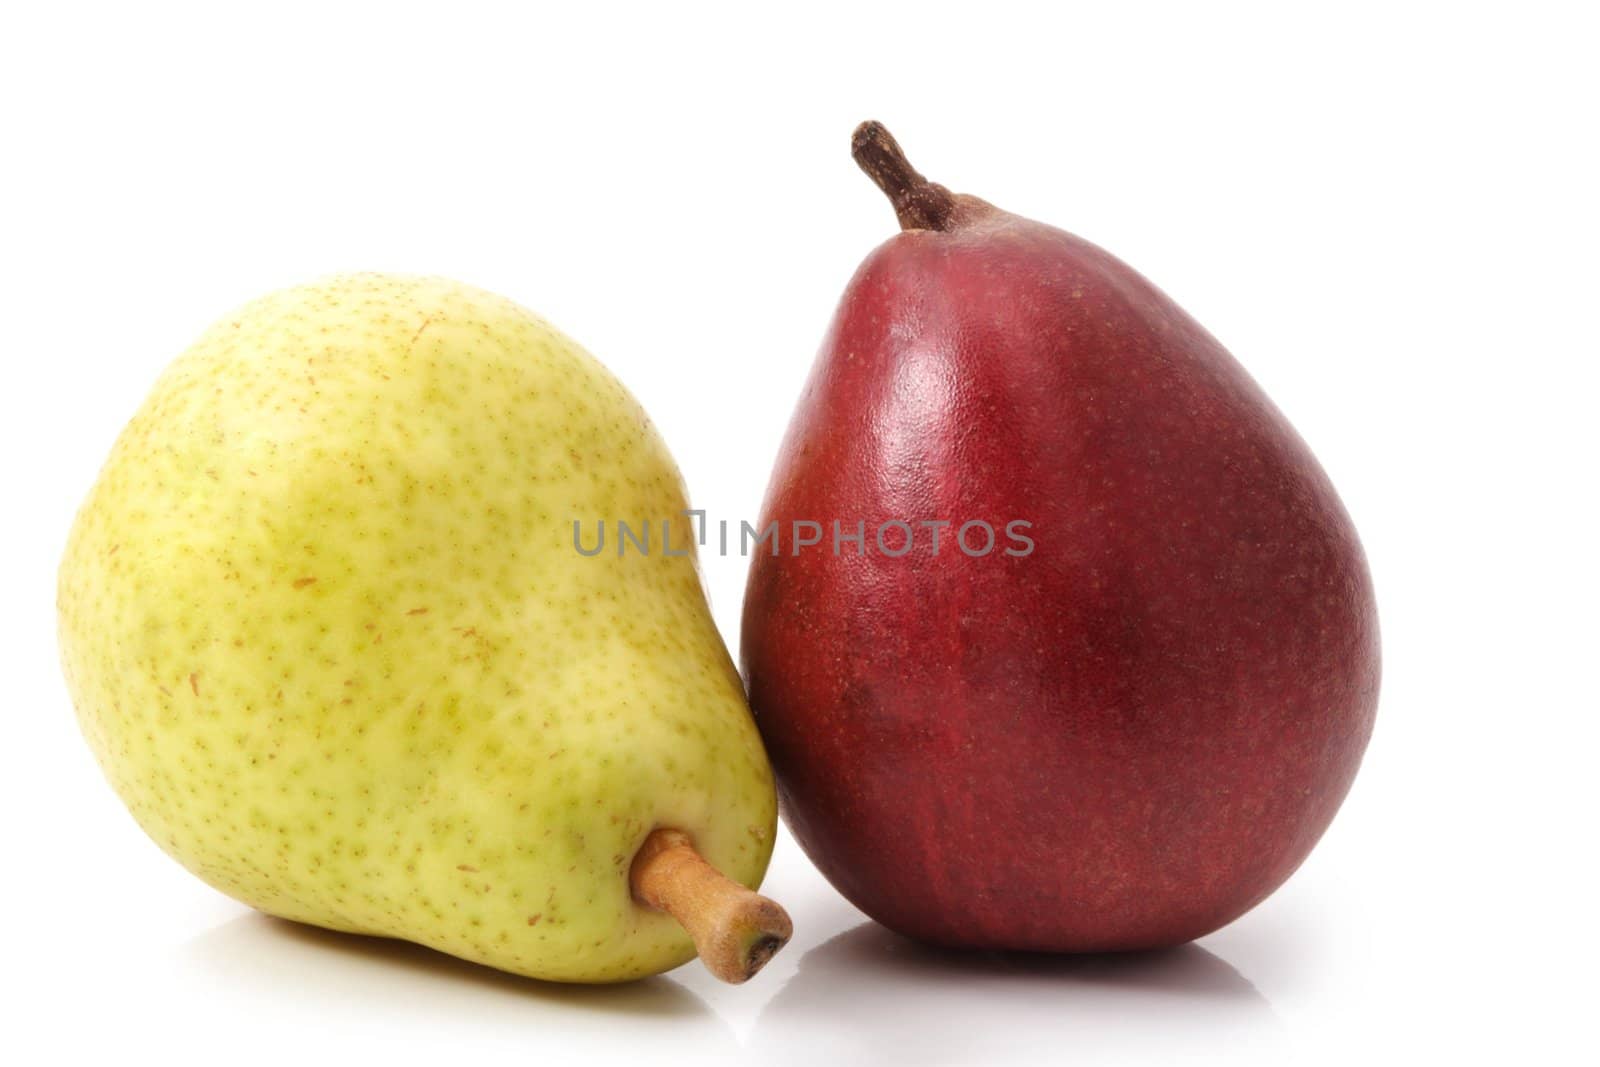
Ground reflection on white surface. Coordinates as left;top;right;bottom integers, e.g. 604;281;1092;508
752;922;1283;1066
180;889;1287;1066
186;911;734;1031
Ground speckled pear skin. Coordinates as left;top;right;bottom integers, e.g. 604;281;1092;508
58;274;777;983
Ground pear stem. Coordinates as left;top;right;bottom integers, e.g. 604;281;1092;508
629;828;793;984
851;120;961;232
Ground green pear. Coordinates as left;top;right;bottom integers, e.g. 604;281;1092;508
58;273;787;984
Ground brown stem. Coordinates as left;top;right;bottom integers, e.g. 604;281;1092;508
851;120;961;232
629;828;793;984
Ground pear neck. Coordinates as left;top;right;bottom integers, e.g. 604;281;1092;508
851;121;965;232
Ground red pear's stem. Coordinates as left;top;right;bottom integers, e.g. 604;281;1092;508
851;121;961;232
630;828;792;984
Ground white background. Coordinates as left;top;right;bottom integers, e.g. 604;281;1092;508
3;3;1596;1064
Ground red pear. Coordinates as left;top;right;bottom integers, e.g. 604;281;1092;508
741;122;1380;951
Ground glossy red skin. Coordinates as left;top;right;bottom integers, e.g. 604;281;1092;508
741;210;1379;951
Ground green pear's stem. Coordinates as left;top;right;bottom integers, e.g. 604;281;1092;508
851;120;961;232
629;828;792;984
